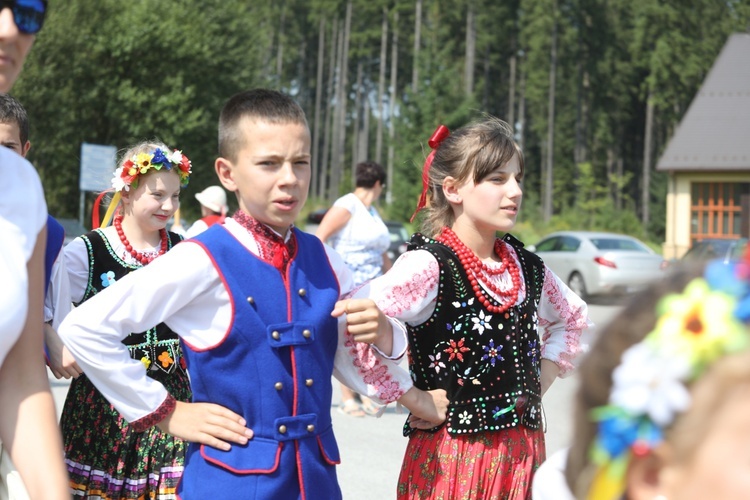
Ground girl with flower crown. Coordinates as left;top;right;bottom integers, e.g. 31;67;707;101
347;118;591;499
56;141;192;499
557;261;750;500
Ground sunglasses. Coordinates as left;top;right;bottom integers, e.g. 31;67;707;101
1;0;47;35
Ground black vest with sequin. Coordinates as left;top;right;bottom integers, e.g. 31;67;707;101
78;229;185;376
405;233;546;436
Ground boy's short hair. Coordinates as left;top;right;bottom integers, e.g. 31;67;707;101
0;93;30;144
218;89;308;162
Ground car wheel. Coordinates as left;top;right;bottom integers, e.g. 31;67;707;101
568;272;588;300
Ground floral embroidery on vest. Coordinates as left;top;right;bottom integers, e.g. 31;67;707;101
405;233;546;436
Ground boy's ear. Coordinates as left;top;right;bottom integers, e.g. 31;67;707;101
442;176;462;204
215;157;238;193
626;446;670;500
21;140;30;157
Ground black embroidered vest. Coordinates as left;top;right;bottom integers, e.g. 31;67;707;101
405;233;546;436
78;229;186;376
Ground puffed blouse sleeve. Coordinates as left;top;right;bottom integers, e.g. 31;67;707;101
332;249;442;404
537;265;591;377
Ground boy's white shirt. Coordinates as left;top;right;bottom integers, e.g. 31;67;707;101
59;217;411;424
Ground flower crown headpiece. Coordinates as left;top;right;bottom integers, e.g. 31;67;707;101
99;148;192;228
586;257;750;499
112;148;192;192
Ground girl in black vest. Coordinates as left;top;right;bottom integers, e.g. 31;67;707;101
352;118;591;499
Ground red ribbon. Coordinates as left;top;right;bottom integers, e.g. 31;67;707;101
410;125;450;222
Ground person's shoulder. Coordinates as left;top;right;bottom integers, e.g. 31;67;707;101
332;192;358;210
503;233;544;267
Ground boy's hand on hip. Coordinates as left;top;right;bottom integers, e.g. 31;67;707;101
157;401;254;451
332;298;388;344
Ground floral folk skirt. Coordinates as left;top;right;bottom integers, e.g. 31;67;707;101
60;369;191;500
397;426;545;500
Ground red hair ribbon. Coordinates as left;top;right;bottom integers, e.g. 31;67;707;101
410;125;450;222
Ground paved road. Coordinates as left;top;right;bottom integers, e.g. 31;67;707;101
49;302;620;499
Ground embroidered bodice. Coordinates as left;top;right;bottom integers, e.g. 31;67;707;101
79;229;185;375
405;233;546;435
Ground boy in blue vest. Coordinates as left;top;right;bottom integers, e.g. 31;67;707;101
59;88;446;499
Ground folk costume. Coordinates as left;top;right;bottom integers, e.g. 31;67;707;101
58;214;414;500
353;231;590;500
60;145;193;499
61;227;188;499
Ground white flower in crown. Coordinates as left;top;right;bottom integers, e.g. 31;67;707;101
111;167;128;191
168;150;183;165
609;342;692;427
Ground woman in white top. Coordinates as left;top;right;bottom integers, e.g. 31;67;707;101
316;160;392;416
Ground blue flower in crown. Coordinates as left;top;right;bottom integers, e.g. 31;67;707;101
150;148;171;169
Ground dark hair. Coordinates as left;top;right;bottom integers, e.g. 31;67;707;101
218;89;308;162
421;117;523;237
564;263;705;498
0;93;29;145
355;161;386;188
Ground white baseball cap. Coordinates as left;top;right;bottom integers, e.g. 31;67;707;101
195;185;228;214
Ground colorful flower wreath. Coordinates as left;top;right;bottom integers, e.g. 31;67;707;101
587;258;750;500
111;148;192;192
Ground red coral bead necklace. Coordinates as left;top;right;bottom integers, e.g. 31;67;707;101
436;226;521;313
114;214;168;265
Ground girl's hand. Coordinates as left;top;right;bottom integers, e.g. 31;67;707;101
44;323;83;379
399;387;449;427
156;401;254;451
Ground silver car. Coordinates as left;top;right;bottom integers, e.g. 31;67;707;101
527;231;666;300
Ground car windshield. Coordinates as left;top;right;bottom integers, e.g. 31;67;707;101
590;237;649;252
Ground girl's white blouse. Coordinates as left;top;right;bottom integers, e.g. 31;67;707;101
0;150;47;367
58;218;411;423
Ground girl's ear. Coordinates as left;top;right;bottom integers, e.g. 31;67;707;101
626;446;671;500
215;157;238;193
442;176;462;205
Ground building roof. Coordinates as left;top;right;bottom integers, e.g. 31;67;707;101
657;33;750;172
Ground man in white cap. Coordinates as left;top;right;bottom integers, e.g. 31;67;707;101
185;185;228;237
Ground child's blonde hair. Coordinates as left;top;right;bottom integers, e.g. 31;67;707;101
421;117;523;237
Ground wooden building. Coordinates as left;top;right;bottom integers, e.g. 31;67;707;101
658;33;750;259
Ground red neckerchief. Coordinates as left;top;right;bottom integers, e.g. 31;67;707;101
232;210;297;272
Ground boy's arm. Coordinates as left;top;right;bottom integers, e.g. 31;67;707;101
58;245;252;447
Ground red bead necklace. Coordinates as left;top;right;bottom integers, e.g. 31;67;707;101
114;215;168;265
436;227;522;313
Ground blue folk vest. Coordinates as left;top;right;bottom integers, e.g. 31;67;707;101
180;225;342;500
405;233;546;436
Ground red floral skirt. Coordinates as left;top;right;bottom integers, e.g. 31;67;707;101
397;426;545;500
